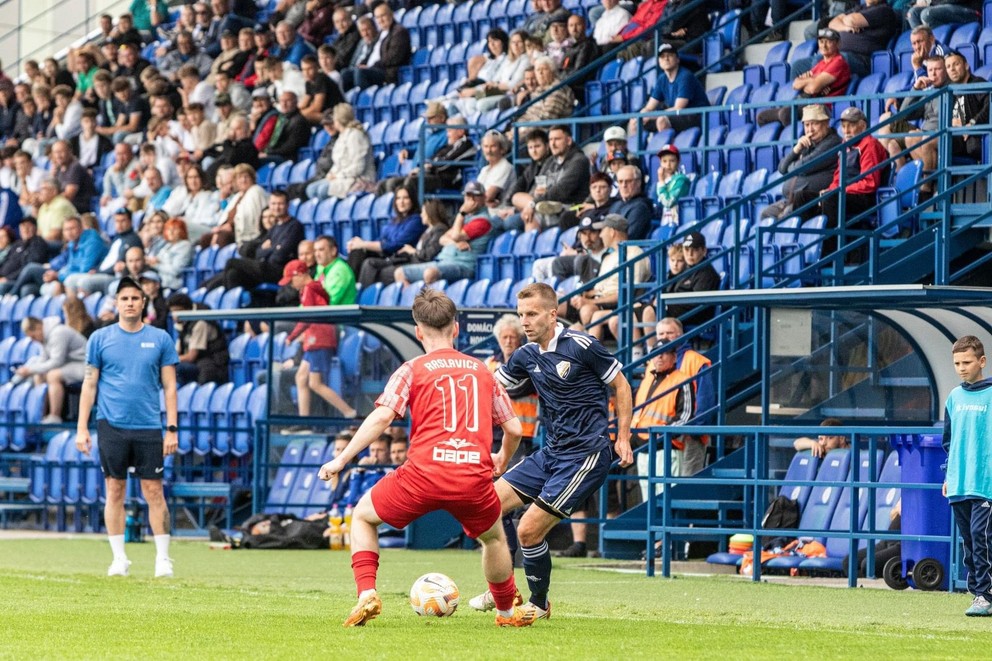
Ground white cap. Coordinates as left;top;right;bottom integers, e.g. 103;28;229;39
603;126;627;142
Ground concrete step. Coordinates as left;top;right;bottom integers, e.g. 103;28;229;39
743;41;779;67
705;70;743;93
789;19;814;43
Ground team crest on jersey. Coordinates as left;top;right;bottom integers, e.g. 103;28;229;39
555;361;571;379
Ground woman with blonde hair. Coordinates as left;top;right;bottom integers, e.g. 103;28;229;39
199;162;267;250
63;295;95;338
146;218;194;290
305;103;375;199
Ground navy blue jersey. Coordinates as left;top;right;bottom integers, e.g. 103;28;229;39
496;324;621;457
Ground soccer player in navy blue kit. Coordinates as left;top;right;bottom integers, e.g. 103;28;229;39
75;276;180;578
943;335;992;616
470;282;633;619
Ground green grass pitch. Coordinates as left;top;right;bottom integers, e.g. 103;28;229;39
2;538;991;659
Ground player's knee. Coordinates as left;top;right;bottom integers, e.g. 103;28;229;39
105;479;127;501
139;480;166;503
516;521;546;547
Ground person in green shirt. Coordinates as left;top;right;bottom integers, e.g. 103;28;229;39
129;0;169;33
313;235;357;305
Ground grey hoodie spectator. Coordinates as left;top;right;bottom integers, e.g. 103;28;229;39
17;315;87;424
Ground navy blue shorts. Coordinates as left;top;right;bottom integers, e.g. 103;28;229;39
501;445;615;518
302;349;332;379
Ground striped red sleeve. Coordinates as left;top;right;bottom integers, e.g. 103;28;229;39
491;379;516;426
375;362;413;418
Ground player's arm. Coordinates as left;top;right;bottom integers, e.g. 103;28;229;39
609;371;634;467
75;364;99;455
161;364;178;455
319;406;396;483
491;380;522;476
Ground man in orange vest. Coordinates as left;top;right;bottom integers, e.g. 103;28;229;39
656;317;713;476
632;343;694;502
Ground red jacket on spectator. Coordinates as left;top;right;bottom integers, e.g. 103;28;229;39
827;134;888;196
620;0;668;41
287;281;337;351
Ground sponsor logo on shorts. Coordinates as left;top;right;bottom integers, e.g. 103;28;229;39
433;438;480;465
155;467;164;474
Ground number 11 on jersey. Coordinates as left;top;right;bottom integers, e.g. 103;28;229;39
433;374;479;433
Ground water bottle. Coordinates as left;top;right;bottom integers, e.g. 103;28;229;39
329;503;344;550
343;504;353;527
125;503;144;543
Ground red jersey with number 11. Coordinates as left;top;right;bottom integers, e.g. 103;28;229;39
375;348;516;491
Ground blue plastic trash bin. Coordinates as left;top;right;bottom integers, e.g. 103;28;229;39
892;434;951;591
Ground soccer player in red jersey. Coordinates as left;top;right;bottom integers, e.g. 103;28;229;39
318;288;534;627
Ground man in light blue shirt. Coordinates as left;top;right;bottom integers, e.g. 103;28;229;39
76;276;179;580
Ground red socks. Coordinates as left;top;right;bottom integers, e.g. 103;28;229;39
488;575;519;611
351;550;380;595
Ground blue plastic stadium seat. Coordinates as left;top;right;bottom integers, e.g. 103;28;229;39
265;439;309;513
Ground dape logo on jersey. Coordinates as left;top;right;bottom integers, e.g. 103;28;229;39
433;438;481;465
555;360;571;379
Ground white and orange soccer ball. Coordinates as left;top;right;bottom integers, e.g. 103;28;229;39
409;572;459;617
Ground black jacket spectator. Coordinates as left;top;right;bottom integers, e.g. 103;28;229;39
70;132;113;171
334;25;360;70
377;23;412;85
503;153;549;204
205;137;260;185
207;214;306;290
265;110;311;162
0;232;47;280
536;144;589;207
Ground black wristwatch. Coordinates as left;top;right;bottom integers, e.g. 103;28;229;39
166;424;178;433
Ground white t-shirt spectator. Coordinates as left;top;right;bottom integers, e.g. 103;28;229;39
478;158;514;193
594;6;632;46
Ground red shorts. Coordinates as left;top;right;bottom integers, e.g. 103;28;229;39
370;469;502;539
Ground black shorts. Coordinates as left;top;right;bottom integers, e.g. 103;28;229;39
98;420;165;480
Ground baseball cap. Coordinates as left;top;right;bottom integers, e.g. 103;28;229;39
422;100;446;120
839;106;867;123
254;23;271;34
682;231;706;249
603;126;627;142
657;143;680;158
113;207;131;218
463;181;486;196
607;149;628;163
116;275;143;296
657;43;677;56
215;92;232;106
19;216;37;226
801;104;830;122
278;259;309;286
251;88;271;100
601;213;628;232
320;109;336;125
138;270;161;283
818;28;840;41
578;216;605;232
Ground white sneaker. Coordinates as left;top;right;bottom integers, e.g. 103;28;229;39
469;590;496;612
155;557;174;578
107;558;131;577
469;589;522;612
41;414;63;424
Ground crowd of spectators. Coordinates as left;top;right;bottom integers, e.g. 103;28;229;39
0;0;984;437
